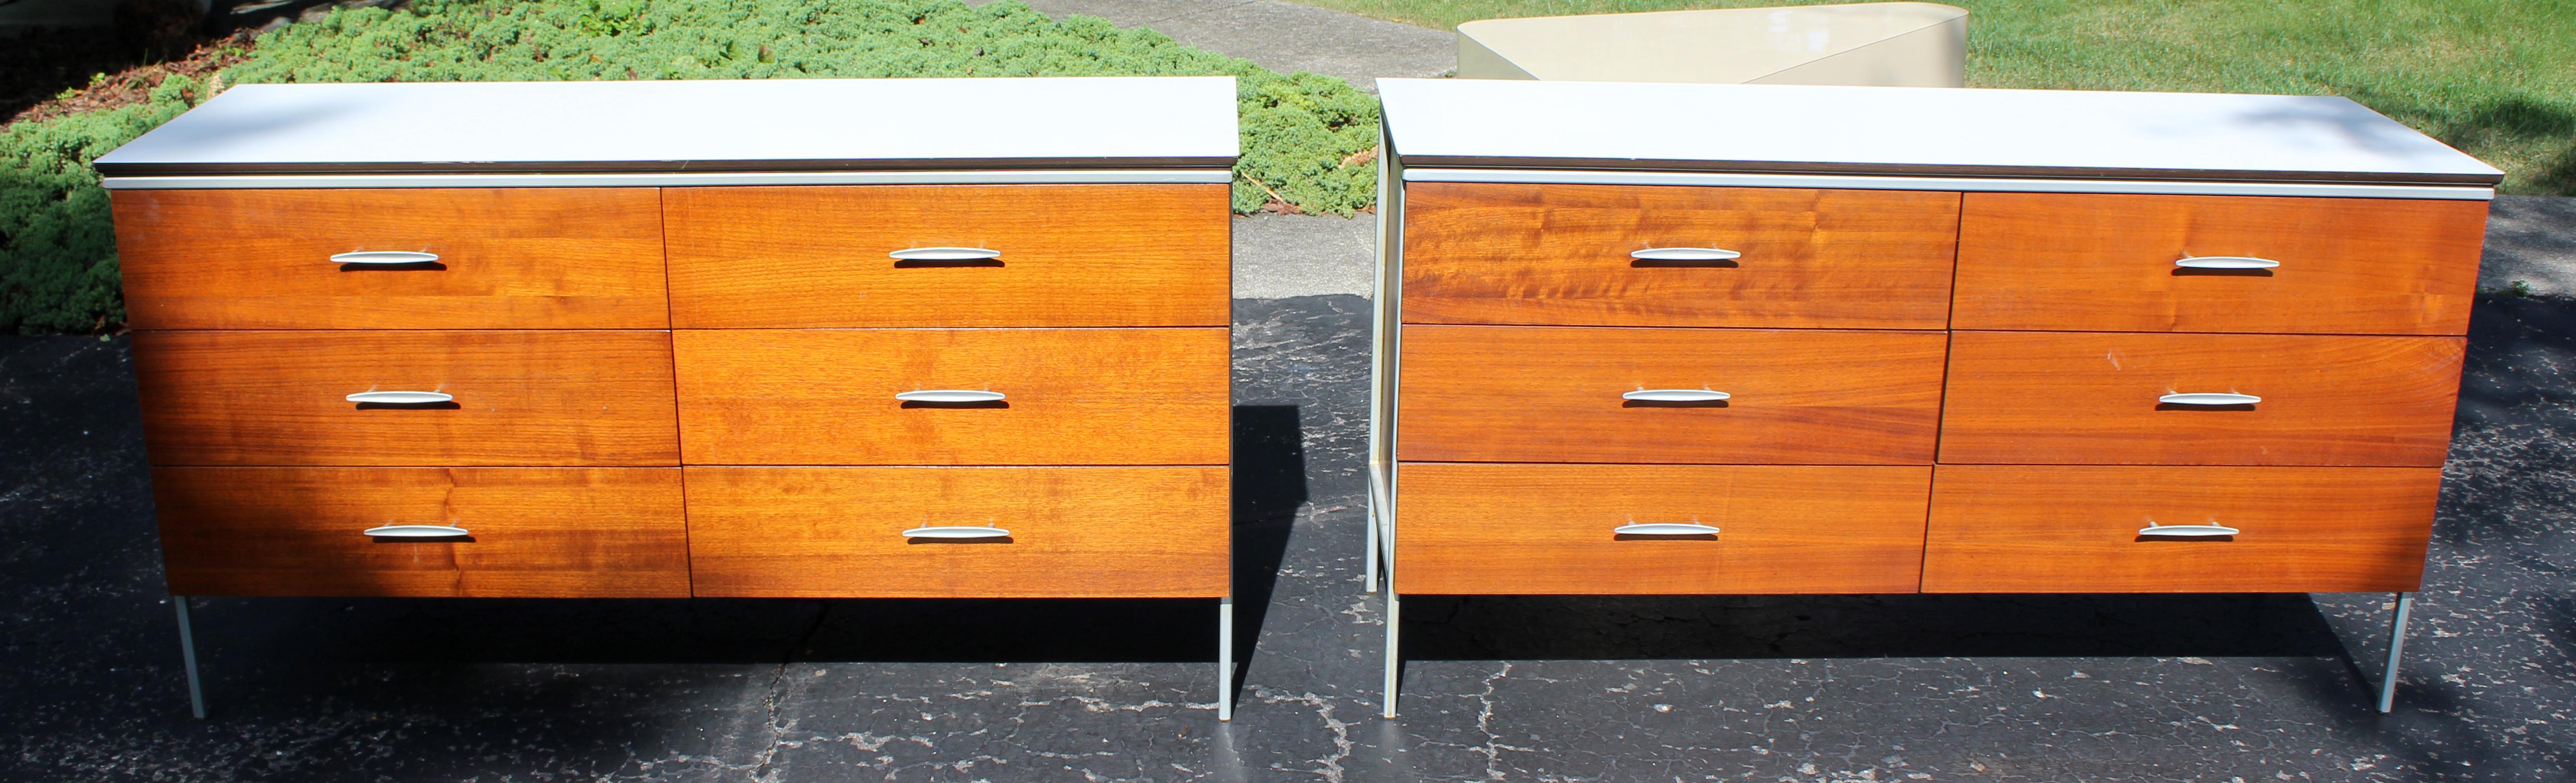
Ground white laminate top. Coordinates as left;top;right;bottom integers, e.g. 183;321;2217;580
1376;78;2501;185
94;77;1240;175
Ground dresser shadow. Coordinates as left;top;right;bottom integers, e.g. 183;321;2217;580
1396;592;2349;661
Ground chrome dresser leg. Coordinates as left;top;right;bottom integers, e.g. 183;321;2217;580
173;596;206;719
2379;591;2415;713
1218;597;1235;722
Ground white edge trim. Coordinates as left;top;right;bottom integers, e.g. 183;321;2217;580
101;168;1235;190
1400;168;2496;200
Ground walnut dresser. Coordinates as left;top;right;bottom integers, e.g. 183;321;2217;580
1366;78;2500;718
93;77;1243;719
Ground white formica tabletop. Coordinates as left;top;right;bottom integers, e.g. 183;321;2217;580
1376;78;2500;185
94;77;1241;175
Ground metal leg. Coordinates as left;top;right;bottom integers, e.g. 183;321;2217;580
1382;595;1400;718
1217;597;1235;722
2379;591;2414;713
172;596;206;719
1364;503;1381;593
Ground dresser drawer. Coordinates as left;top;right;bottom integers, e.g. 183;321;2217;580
1393;464;1930;594
1952;193;2486;335
1938;331;2463;467
1923;466;2437;593
1396;325;1946;464
1401;182;1960;329
132;330;679;467
673;328;1228;465
684;467;1228;598
112;188;669;330
154;467;688;597
664;184;1230;328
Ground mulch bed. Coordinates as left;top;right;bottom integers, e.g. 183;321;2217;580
4;27;258;127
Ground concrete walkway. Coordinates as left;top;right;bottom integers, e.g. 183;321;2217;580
973;0;1452;87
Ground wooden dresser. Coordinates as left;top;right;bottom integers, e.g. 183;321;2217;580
1368;79;2500;717
94;77;1242;719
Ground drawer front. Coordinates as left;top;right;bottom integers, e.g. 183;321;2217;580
674;328;1228;465
132;330;680;467
1401;182;1960;329
155;467;688;597
112;188;669;330
1923;466;2438;593
1393;464;1931;594
1938;331;2463;467
1953;193;2486;335
664;184;1230;328
684;467;1229;598
1396;325;1947;464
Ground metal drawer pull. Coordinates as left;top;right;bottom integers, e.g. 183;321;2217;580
895;390;1005;403
2174;255;2279;269
902;525;1011;540
1614;523;1722;536
2137;523;2241;538
1622;389;1729;402
331;251;441;265
2158;392;2260;405
1630;247;1741;262
347;391;454;404
890;247;1002;261
363;524;470;538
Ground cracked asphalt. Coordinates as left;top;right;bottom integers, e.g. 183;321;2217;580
3;201;2575;780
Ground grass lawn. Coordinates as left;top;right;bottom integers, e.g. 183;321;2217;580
1295;0;2576;195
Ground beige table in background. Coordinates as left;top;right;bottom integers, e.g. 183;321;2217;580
1456;2;1968;87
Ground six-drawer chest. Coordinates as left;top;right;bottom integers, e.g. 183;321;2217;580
1367;78;2501;717
95;77;1244;719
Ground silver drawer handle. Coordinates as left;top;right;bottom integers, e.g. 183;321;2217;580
363;524;470;538
2159;392;2260;405
347;391;454;404
2138;523;2240;538
902;525;1011;540
890;247;1002;261
1622;389;1729;402
895;390;1005;403
332;251;440;265
1630;247;1741;261
1614;522;1721;536
2175;255;2279;270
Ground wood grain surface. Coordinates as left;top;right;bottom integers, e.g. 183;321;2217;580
673;328;1228;465
112;188;669;330
1401;182;1961;329
1937;331;2464;466
1396;325;1948;464
684;467;1229;598
1393;463;1931;594
1921;465;2438;593
155;467;688;597
664;184;1230;328
131;330;679;466
1952;193;2488;335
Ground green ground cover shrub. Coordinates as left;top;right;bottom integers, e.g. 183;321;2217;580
0;77;205;332
0;0;1378;333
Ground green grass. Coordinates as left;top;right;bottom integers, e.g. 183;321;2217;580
1297;0;2576;195
0;0;1378;333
